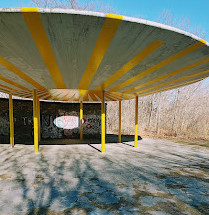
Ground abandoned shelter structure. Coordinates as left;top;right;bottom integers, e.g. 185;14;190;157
0;8;209;152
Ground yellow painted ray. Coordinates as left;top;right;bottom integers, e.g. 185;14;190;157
0;87;10;94
21;8;66;89
138;77;205;97
0;83;18;92
137;69;209;96
39;92;49;100
0;56;45;89
78;14;123;90
0;75;28;91
41;93;52;100
109;41;205;92
124;56;209;94
88;91;98;101
96;40;164;90
17;91;32;97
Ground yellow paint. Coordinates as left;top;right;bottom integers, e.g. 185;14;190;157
125;56;209;94
88;91;98;101
37;99;41;142
105;94;117;101
0;57;45;89
105;91;134;101
21;8;39;12
0;87;10;94
9;94;14;147
15;92;31;99
0;83;17;92
0;75;28;91
80;101;83;140
101;91;106;152
107;14;123;20
138;77;205;97
79;90;88;101
110;41;205;92
118;101;121;143
137;69;209;96
107;92;120;100
78;14;123;90
101;91;115;101
200;39;207;44
62;92;75;101
39;92;50;99
33;89;39;153
21;10;66;89
135;96;138;147
96;41;164;90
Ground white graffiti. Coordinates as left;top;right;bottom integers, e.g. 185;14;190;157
54;116;79;129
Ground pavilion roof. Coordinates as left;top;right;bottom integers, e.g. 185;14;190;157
0;8;208;102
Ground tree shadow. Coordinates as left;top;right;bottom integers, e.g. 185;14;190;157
0;141;208;214
6;150;140;214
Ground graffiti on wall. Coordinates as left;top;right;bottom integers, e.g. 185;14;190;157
0;114;10;136
0;114;101;139
83;115;101;134
0;99;102;141
54;116;79;129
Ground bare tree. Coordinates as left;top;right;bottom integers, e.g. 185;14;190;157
157;9;206;39
32;0;117;13
107;10;209;141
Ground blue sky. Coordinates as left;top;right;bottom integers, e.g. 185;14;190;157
0;0;209;40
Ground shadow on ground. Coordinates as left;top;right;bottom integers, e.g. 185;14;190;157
0;134;142;145
0;138;208;214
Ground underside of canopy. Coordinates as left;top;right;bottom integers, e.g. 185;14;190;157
0;8;209;102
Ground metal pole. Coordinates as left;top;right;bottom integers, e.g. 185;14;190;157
33;89;39;152
9;94;14;147
101;91;105;152
118;101;121;143
37;99;41;141
135;96;138;147
80;101;83;140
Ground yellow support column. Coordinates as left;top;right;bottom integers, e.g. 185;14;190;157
118;101;121;143
101;91;105;152
33;89;39;153
9;94;14;147
80;101;83;140
135;96;138;147
37;99;41;142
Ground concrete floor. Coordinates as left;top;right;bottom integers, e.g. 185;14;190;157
0;138;208;215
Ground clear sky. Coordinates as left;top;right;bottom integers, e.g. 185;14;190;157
0;0;209;41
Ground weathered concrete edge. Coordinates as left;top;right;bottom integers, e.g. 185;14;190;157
0;8;208;46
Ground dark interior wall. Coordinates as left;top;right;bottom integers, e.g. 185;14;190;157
0;98;102;143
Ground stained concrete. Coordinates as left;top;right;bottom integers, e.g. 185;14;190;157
0;98;102;143
0;138;208;214
1;9;209;100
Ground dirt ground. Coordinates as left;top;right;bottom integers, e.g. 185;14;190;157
0;138;208;215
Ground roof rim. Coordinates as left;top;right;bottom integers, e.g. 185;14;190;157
0;7;208;46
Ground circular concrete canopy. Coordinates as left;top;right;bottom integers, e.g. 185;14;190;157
0;8;209;102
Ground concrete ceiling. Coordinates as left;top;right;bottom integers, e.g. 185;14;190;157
0;8;209;102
